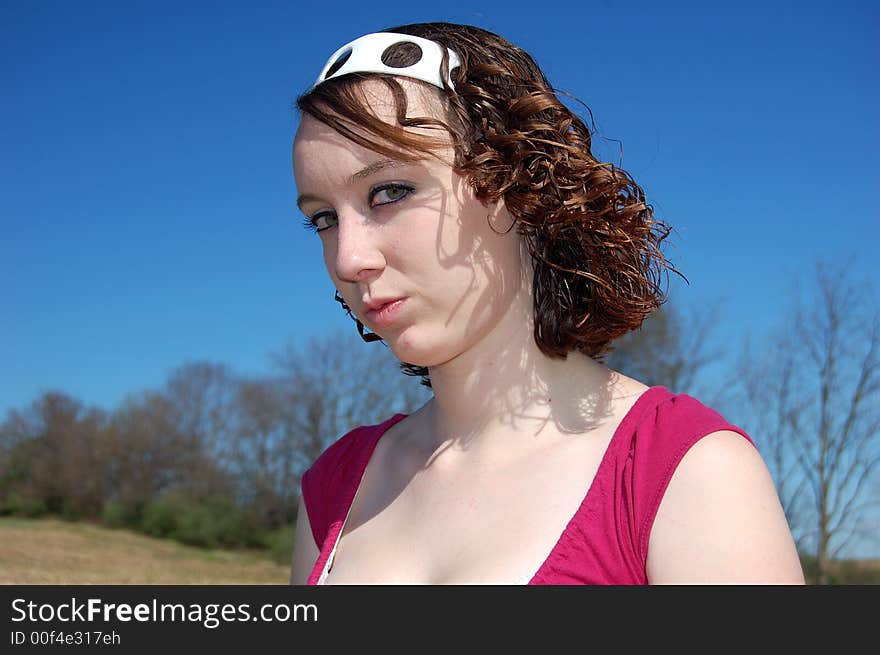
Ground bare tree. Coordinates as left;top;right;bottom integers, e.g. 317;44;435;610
161;361;239;501
0;407;32;506
229;376;299;526
606;300;722;398
0;392;109;517
733;261;880;583
106;391;191;511
732;333;813;553
272;330;432;482
799;263;879;581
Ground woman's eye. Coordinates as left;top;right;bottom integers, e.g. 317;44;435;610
369;183;414;207
304;211;337;232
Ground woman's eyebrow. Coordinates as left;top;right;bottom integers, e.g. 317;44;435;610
348;157;409;183
297;158;411;210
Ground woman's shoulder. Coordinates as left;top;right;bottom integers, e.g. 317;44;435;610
622;391;804;582
304;413;408;486
299;413;408;548
626;387;756;457
623;387;757;501
645;425;803;582
609;385;759;557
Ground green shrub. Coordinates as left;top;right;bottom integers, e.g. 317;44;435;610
60;502;83;521
104;495;279;554
140;498;181;538
799;554;818;584
0;494;48;518
264;524;296;565
101;500;140;529
173;498;262;549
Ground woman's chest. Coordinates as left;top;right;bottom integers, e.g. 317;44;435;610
320;435;613;585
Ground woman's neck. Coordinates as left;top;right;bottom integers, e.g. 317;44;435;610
423;292;623;454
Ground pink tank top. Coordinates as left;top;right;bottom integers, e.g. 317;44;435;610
300;386;755;585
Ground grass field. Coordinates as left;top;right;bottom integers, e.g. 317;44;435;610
2;517;878;584
0;517;290;584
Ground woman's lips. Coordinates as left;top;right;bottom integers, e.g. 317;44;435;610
364;298;406;329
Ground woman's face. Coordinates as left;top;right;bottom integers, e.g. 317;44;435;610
292;82;527;368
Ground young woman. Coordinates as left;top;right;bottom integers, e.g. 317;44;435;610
289;22;805;584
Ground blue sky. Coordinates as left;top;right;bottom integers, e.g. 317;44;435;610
2;0;877;418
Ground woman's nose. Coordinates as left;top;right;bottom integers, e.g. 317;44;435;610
332;211;386;283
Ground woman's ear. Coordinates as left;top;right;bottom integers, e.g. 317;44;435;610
486;200;516;236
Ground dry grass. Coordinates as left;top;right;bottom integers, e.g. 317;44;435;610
825;558;880;585
4;517;876;585
0;517;290;584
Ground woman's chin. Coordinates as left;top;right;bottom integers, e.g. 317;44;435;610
387;347;435;369
384;334;447;369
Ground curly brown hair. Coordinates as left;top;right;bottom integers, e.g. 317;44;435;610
297;22;679;388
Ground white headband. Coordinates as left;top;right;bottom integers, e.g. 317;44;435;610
312;32;461;91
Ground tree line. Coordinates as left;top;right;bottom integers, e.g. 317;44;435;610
0;334;431;556
1;260;877;582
